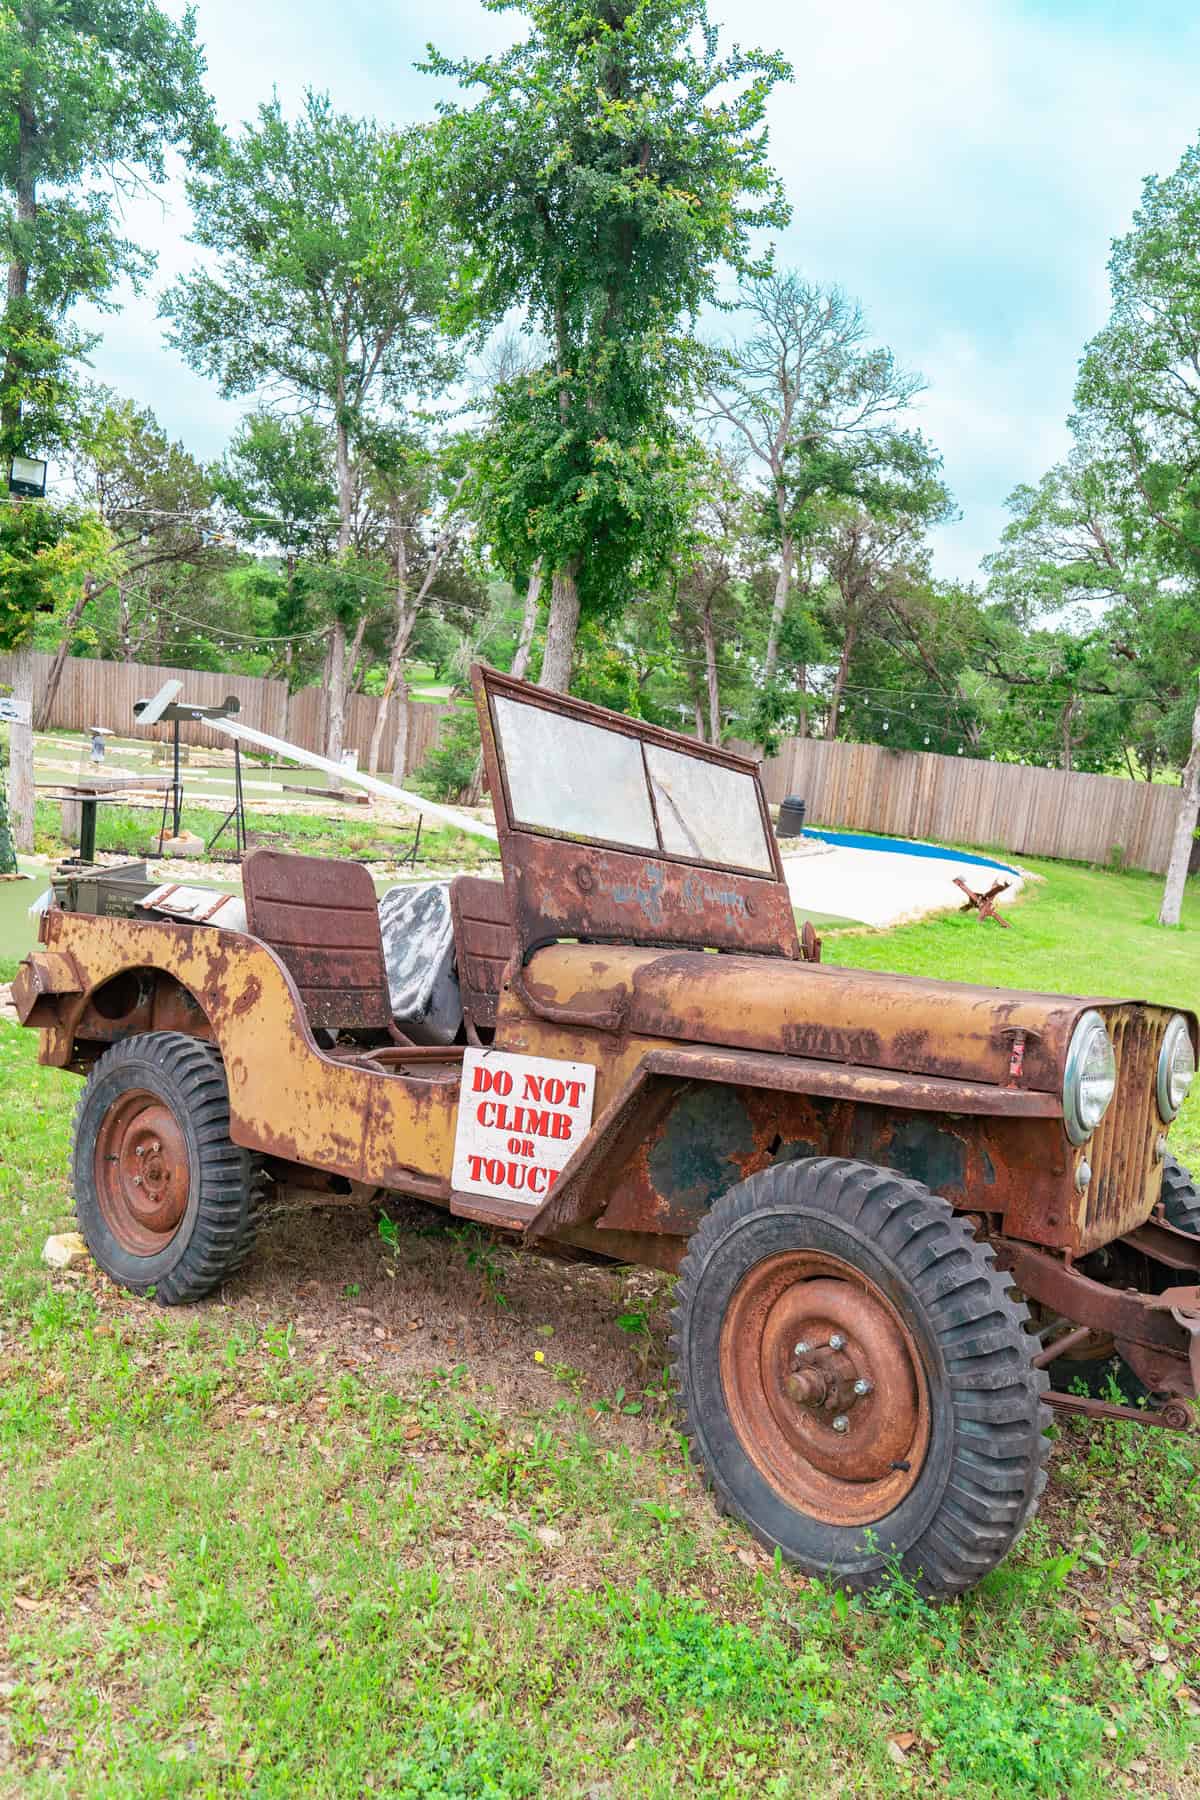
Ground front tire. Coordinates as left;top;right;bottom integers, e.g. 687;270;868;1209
671;1157;1049;1596
72;1033;261;1304
1162;1153;1200;1235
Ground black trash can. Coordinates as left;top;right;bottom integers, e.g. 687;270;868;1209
778;795;807;838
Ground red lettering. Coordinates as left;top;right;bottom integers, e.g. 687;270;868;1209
564;1079;586;1108
527;1166;548;1195
468;1154;486;1182
522;1074;543;1101
543;1077;565;1105
550;1112;573;1140
477;1099;496;1128
484;1158;505;1185
471;1065;512;1097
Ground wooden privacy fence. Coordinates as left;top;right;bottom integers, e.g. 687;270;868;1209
736;734;1188;875
0;652;456;777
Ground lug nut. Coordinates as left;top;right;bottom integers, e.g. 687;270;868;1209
133;1175;142;1186
794;1340;811;1356
828;1333;846;1351
135;1144;145;1156
853;1377;873;1397
832;1414;850;1433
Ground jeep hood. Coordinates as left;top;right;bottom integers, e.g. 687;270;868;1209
524;944;1138;1093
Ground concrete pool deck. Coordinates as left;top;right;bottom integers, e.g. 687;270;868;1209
781;836;1029;929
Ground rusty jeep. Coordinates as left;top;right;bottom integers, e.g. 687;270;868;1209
13;665;1200;1596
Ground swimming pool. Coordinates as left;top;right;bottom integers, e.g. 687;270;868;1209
802;829;1018;875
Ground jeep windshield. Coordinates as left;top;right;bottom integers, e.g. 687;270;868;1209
488;689;775;877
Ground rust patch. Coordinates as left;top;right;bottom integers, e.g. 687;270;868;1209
232;975;262;1017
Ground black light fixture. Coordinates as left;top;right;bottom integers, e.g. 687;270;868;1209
9;453;48;498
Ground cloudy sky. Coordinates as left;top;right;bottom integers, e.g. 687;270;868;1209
85;0;1200;582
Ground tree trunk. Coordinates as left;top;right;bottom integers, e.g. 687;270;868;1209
325;622;348;765
390;684;411;783
35;575;100;730
693;699;705;740
538;564;580;691
1060;696;1079;774
825;620;857;741
1159;676;1200;928
326;401;354;761
369;479;470;774
702;602;721;744
7;644;36;853
511;559;543;681
763;528;794;685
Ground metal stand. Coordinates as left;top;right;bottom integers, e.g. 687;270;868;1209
399;811;423;870
134;693;241;857
156;716;184;856
206;740;249;858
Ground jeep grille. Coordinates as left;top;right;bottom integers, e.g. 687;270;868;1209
1078;1007;1167;1250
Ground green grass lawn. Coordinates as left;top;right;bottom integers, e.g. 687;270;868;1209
0;862;1198;1796
30;797;495;873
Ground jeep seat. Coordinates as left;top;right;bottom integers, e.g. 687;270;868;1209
448;875;513;1036
242;849;392;1036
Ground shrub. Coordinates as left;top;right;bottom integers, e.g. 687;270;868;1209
412;710;481;803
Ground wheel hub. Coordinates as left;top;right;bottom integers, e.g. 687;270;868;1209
95;1090;190;1256
719;1252;931;1525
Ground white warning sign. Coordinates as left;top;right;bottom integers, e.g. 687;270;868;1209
452;1048;597;1207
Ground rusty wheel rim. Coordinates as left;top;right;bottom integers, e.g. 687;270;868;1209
94;1088;190;1257
719;1250;931;1526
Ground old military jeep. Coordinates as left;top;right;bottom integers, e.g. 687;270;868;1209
13;665;1200;1596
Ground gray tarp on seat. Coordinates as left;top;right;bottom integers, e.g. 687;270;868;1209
378;881;463;1045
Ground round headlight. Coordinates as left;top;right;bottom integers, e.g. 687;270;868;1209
1063;1010;1117;1144
1157;1014;1196;1122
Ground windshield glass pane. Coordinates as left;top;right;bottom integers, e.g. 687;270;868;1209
644;744;774;872
493;695;658;849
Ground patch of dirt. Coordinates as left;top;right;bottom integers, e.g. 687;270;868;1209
221;1194;675;1444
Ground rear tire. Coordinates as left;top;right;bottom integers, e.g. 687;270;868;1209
671;1157;1049;1597
72;1033;261;1304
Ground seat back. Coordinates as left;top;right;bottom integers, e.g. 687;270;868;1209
242;849;391;1034
449;876;514;1033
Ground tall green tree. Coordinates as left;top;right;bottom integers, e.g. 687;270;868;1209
670;450;763;742
811;438;954;739
163;93;455;760
1074;138;1200;922
703;272;923;685
0;0;213;848
425;0;790;689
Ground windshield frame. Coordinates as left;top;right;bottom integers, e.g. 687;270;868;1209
472;663;799;965
480;672;785;884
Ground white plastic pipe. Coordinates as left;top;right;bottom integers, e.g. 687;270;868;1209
205;714;499;844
